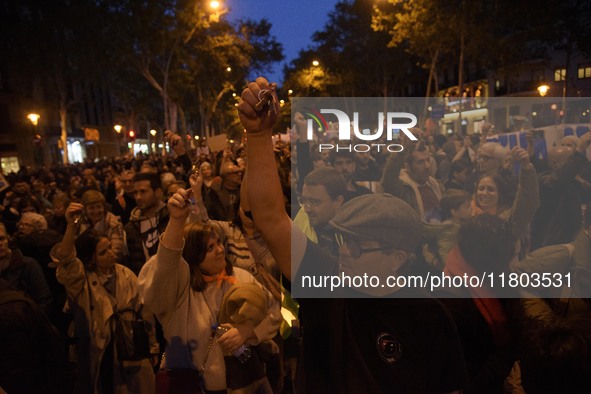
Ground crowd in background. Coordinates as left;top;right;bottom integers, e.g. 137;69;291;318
1;99;591;393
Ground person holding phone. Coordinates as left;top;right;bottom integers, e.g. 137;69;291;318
51;202;157;393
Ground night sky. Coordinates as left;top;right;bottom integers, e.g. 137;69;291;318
228;0;341;84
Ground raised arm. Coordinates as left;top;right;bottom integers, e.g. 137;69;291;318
52;202;87;302
541;132;591;189
508;147;540;238
294;112;313;193
188;171;210;223
138;189;192;315
164;130;191;173
53;202;83;261
238;77;301;281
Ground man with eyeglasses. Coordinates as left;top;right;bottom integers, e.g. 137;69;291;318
239;77;466;393
294;167;346;255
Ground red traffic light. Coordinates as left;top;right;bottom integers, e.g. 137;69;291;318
128;130;136;141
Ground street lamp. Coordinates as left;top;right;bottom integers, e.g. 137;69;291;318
27;113;40;126
537;84;549;97
312;60;320;67
210;1;220;9
150;129;158;154
114;125;123;154
27;113;43;167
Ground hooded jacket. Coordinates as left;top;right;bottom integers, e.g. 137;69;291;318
124;202;169;275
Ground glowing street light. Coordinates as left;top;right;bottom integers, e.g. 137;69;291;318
226;67;232;72
150;129;157;137
27;113;40;126
312;60;320;67
114;124;123;134
210;1;220;9
537;84;550;97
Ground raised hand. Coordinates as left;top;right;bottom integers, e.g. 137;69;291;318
293;112;308;141
167;188;191;221
188;168;204;201
164;130;186;156
237;77;279;134
511;146;530;166
65;202;85;226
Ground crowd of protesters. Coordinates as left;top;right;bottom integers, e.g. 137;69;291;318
1;77;591;393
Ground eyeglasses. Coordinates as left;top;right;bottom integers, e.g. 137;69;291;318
297;196;324;209
335;233;393;258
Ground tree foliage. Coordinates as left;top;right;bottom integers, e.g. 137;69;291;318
283;0;417;98
0;0;284;148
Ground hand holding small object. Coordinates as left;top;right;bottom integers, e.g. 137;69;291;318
254;82;278;113
65;203;86;225
237;77;280;134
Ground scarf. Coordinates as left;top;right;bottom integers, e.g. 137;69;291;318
203;268;238;288
444;246;511;347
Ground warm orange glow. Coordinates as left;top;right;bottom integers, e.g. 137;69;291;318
27;113;40;126
537;84;549;97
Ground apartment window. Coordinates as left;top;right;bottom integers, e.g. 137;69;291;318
554;67;566;82
577;64;591;79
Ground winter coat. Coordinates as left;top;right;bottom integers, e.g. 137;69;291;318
51;244;156;394
0;249;52;312
124;202;169;275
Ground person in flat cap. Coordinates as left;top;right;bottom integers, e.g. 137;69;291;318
238;77;466;393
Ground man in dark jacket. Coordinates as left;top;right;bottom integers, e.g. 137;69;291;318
124;172;169;275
